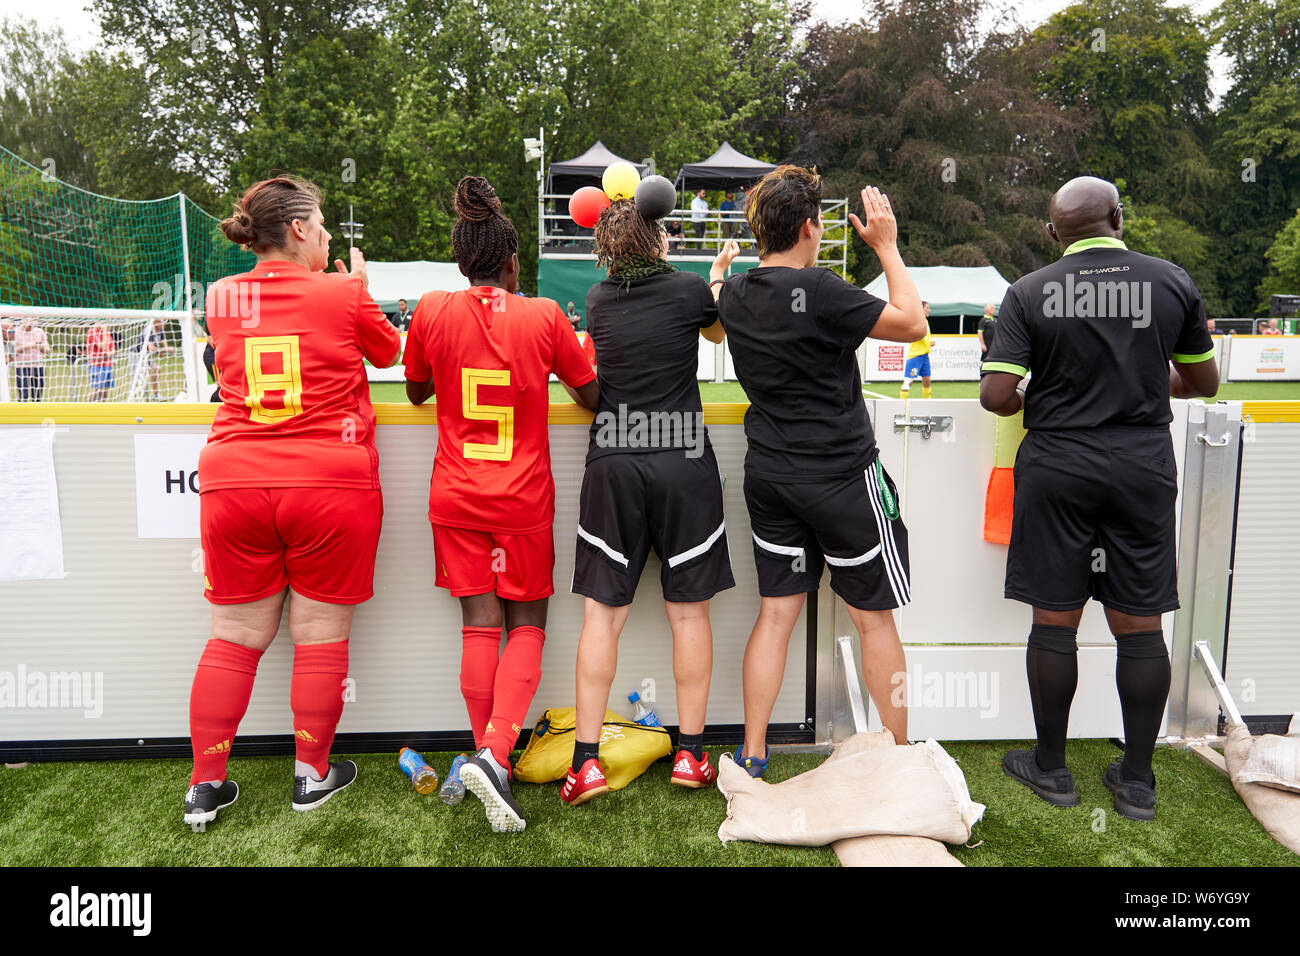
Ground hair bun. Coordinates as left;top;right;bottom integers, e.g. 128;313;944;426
454;176;503;222
220;208;257;245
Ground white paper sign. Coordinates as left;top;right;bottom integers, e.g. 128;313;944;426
0;429;67;581
1226;335;1300;381
133;433;207;538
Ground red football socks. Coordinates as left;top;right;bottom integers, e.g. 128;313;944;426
483;625;546;768
290;640;350;780
189;639;264;786
460;625;503;747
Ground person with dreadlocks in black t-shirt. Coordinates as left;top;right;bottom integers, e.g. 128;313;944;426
560;199;739;805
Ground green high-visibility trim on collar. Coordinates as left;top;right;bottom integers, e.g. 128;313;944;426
1062;236;1128;256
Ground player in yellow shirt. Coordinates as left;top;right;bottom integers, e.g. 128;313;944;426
900;301;935;398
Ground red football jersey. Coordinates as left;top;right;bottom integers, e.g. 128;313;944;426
403;288;596;533
200;260;402;491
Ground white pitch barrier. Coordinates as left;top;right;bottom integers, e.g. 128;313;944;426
0;398;1291;758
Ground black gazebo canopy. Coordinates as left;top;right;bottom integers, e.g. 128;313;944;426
546;142;649;194
674;141;777;192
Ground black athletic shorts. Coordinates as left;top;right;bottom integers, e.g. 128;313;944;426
744;457;911;611
572;447;735;606
1006;427;1179;616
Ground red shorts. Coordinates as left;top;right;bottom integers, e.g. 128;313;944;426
201;487;383;605
432;524;555;601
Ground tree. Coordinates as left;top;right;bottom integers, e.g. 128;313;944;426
1210;0;1300;315
796;0;1083;283
1258;209;1300;305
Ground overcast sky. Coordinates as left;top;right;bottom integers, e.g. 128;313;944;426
2;0;1230;97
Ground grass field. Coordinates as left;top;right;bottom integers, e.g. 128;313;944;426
365;380;1300;405
1;740;1293;866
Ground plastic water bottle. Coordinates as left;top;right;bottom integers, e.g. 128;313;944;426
439;753;469;805
398;747;439;795
628;691;662;728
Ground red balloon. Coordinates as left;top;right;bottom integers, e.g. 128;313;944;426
570;186;610;228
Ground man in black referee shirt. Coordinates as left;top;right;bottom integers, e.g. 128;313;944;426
718;167;926;773
981;176;1219;821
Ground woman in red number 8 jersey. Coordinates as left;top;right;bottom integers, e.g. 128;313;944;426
185;176;402;827
404;176;599;833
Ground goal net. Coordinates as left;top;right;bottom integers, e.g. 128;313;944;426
0;144;254;402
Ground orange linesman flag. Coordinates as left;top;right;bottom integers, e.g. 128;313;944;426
984;411;1026;545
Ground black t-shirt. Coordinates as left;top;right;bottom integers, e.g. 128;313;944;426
982;238;1214;431
585;269;715;462
719;266;886;480
978;314;996;353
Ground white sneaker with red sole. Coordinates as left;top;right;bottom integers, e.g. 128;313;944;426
560;758;610;806
670;749;716;788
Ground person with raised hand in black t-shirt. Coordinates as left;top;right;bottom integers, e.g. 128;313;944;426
981;176;1219;822
717;166;926;776
561;198;738;807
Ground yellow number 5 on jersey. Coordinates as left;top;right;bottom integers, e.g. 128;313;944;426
461;367;514;461
244;335;304;424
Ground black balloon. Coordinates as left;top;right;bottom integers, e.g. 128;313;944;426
634;175;677;220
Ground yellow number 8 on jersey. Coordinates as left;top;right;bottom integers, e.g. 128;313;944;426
461;367;514;461
244;335;304;424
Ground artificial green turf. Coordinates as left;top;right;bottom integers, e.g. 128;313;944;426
1;740;1293;866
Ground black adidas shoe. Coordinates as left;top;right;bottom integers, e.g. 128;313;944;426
1002;748;1080;807
183;780;239;826
462;747;525;833
1103;761;1157;822
292;759;358;812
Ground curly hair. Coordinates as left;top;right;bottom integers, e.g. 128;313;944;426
220;176;323;253
451;176;519;282
593;199;666;274
746;165;823;258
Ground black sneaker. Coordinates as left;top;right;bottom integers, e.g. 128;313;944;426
1103;761;1157;822
292;759;357;812
1002;748;1080;807
183;780;239;826
462;747;526;833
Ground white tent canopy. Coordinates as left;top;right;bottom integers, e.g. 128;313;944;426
366;260;469;312
864;265;1010;316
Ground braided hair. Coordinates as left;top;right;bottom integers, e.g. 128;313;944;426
451;176;518;283
593;199;672;287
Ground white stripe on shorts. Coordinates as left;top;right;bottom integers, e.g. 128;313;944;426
667;520;726;569
751;532;805;559
576;524;630;567
865;461;910;604
823;543;882;567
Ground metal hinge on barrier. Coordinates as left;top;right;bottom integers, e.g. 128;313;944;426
893;414;952;439
1194;407;1232;447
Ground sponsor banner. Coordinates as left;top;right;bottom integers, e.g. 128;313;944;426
133;433;206;538
1225;335;1300;381
860;335;984;381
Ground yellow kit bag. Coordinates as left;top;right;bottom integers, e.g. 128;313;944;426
514;707;672;790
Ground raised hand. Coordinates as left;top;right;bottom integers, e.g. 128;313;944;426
848;186;898;252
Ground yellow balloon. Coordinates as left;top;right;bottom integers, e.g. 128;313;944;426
602;161;641;201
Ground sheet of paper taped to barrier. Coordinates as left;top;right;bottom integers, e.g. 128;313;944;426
0;429;66;581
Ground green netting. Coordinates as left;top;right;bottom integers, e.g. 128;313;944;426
0;145;254;311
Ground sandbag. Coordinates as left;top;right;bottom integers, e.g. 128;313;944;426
1224;722;1300;855
824;731;965;866
513;707;672;791
835;833;965;867
718;737;984;847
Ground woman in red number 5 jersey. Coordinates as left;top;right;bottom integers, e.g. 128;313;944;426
404;177;599;832
184;176;402;827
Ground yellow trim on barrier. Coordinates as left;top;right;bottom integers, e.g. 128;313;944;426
0;402;754;426
1241;401;1300;423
